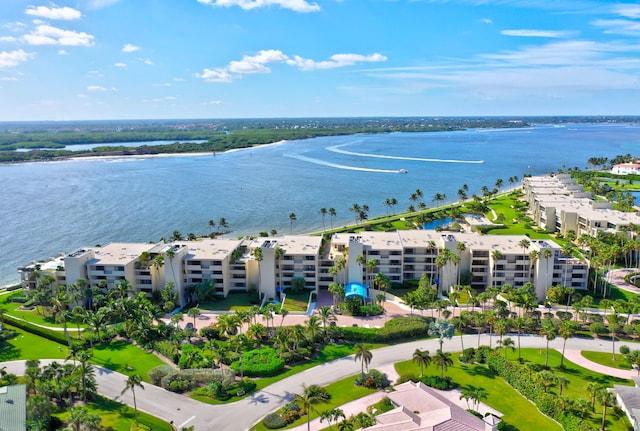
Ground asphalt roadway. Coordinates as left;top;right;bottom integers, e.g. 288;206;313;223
3;334;639;431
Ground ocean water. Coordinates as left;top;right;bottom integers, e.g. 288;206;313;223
1;122;639;286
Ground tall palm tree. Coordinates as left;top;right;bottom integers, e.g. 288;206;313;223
491;249;503;288
598;388;616;431
519;239;530;285
317;305;336;338
412;349;431;377
558;321;576;368
122;374;144;427
328;208;336;230
295;384;331;431
319;208;327;232
540;323;556;368
354;343;373;379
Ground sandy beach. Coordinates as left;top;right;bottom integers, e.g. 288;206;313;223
65;139;289;162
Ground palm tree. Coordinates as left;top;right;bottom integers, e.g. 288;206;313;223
295;384;331;431
557;375;570;396
558;321;576;368
122;374;144;427
540;323;556;368
433;349;453;378
317;305;336;338
218;217;229;233
502;337;515;359
598;388;616;430
519;239;530;283
412;349;431;377
354;343;373;379
289;212;297;233
208;219;215;235
188;307;201;327
319;207;328;232
328;207;336;230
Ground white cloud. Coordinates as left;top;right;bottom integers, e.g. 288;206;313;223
122;43;140;53
202;100;223;105
287;53;387;70
197;0;320;13
25;6;82;20
23;25;94;46
613;4;640;19
87;85;107;91
143;59;153;65
153;83;172;87
481;18;493;24
0;77;19;81
501;29;574;38
198;49;388;82
591;19;640;36
0;36;17;42
173;77;185;82
114;62;127;67
197;68;235;82
0;49;35;68
58;49;68;55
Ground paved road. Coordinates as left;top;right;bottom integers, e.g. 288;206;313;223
4;335;639;431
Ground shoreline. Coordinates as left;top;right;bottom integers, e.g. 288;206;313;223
65;139;289;162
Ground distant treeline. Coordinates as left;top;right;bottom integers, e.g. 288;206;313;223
0;117;560;163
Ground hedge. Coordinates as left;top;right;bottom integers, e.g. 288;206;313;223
334;316;433;342
487;354;590;431
2;314;70;345
230;348;284;377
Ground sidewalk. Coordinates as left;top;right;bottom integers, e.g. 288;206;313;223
562;349;637;379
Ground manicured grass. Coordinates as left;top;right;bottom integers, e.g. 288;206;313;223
581;350;632;370
281;290;313;312
0;324;67;362
0;324;164;382
198;292;255;311
251;374;377;431
253;343;385;391
90;340;166;382
55;395;172;431
0;290;86;331
516;348;632;431
395;355;561;431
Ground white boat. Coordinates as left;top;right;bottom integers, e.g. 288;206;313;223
399;169;408;174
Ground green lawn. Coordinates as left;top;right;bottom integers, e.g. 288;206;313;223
197;292;255;311
0;325;67;362
581;350;633;370
55;395;172;431
0;290;86;331
0;324;164;382
516;348;632;431
252;343;384;392
281;290;313;313
395;355;561;431
251;374;377;431
90;340;166;382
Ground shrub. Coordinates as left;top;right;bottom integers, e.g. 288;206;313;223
355;370;389;389
459;347;476;363
230;348;284;377
419;375;457;390
263;413;286;429
620;345;631;355
335;316;432;343
589;322;607;337
160;372;195;393
474;345;493;364
148;365;173;386
199;325;221;340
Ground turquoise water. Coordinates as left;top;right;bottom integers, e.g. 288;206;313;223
1;122;639;286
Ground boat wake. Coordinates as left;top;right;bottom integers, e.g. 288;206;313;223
284;153;403;173
327;144;484;164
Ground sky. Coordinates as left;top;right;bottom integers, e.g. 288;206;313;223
1;0;640;120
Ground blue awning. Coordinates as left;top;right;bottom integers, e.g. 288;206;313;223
345;282;368;299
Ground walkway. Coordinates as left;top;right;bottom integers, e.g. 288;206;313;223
608;268;640;295
563;349;638;379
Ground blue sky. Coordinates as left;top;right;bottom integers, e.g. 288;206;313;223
1;0;640;120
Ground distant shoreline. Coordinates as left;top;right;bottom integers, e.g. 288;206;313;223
49;140;290;163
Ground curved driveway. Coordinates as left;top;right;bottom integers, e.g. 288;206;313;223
4;335;639;431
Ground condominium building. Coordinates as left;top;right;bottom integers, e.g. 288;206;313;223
18;230;588;303
523;174;640;236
